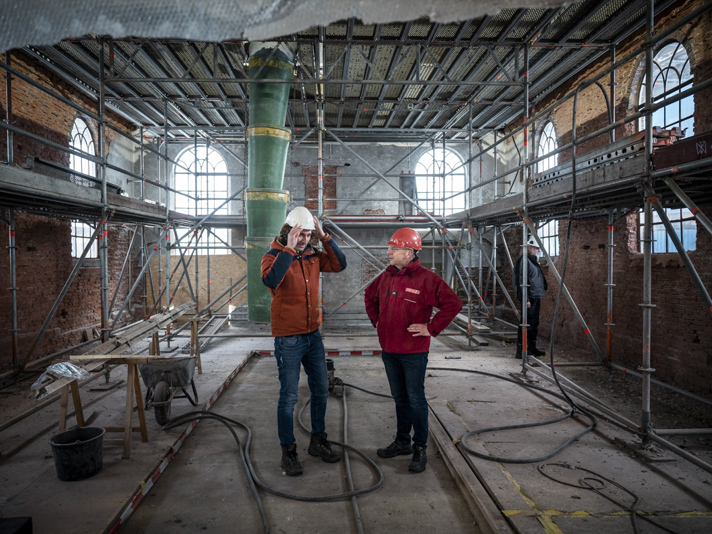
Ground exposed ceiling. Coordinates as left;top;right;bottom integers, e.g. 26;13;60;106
6;0;674;143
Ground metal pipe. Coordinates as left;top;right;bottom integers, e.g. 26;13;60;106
646;432;712;475
209;283;248;315
609;362;712;407
8;210;18;370
108;225;138;318
640;0;655;441
606;211;615;362
171;226;197;303
5;51;13;164
663;177;712;237
647;186;712;318
22;223;103;367
522;212;606;364
197;275;247;316
111;230;164;329
163;99;170;312
654;428;712;436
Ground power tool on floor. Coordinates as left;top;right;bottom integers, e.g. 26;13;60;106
326;358;343;396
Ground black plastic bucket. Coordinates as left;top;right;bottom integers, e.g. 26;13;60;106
49;426;105;481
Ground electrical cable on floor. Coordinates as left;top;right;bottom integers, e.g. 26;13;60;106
298;387;366;534
162;403;384;533
428;366;597;463
538;463;680;534
162;411;270;533
342;382;392;398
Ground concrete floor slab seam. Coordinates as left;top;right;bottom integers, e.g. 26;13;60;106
104;351;256;534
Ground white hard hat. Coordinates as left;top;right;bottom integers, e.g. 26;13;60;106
526;235;539;248
285;206;315;230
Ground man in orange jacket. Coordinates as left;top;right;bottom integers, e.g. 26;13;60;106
365;228;462;473
261;206;347;476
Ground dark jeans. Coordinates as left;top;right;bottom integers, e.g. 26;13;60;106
517;297;541;353
274;329;329;446
381;351;429;449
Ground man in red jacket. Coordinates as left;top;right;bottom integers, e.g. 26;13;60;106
364;228;462;473
262;206;347;476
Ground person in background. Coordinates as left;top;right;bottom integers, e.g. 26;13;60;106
262;206;347;476
513;235;548;359
364;228;462;473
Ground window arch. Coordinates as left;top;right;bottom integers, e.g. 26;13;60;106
69;118;96;187
414;148;467;216
537;121;558;174
638;41;694;135
69;117;97;259
637;41;696;253
174;145;230;255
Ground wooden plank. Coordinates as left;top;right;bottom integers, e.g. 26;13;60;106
471;335;490;346
69;354;162;361
429;410;513;534
453;313;491;333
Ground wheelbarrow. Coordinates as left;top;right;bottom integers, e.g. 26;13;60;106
139;356;199;425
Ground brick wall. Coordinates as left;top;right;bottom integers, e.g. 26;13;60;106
496;0;712;396
0;51;140;372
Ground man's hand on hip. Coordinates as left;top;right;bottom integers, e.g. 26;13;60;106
408;323;431;337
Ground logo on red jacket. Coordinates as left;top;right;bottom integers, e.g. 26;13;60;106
405;288;420;295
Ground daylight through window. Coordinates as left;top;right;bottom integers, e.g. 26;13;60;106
174;146;230;255
414;148;467;217
69;118;97;259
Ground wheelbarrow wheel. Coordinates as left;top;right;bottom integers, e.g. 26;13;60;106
154;380;171;426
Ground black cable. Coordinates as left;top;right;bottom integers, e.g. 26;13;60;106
342;382;392;398
538;463;680;534
162;411;269;533
166;409;384;504
428;366;596;463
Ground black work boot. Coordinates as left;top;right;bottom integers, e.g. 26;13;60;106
377;437;413;458
409;446;427;473
530;347;546;357
308;433;341;463
281;444;303;476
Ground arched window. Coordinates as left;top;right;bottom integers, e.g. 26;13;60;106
638;41;694;135
414;148;467;216
174;145;229;255
535;122;559;256
69;118;97;259
537;220;559;257
537;121;558;174
637;42;696;253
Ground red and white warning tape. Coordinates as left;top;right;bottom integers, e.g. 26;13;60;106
254;350;382;357
105;351;255;534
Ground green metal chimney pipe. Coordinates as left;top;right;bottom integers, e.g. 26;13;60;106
246;43;294;323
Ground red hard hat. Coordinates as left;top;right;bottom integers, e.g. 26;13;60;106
387;228;422;250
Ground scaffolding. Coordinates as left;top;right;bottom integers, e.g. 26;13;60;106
1;0;712;475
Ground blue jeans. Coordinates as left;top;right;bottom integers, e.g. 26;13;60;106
274;329;329;446
381;351;429;449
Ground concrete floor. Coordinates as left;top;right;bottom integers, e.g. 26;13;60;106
1;323;711;533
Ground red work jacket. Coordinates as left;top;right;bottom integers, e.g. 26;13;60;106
261;235;347;337
364;259;463;354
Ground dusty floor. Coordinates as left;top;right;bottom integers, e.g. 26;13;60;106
1;322;711;534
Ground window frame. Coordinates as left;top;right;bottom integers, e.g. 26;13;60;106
537;219;559;258
172;145;230;255
637;40;694;136
537;121;558;174
414;148;467;217
69;118;98;259
639;207;696;254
